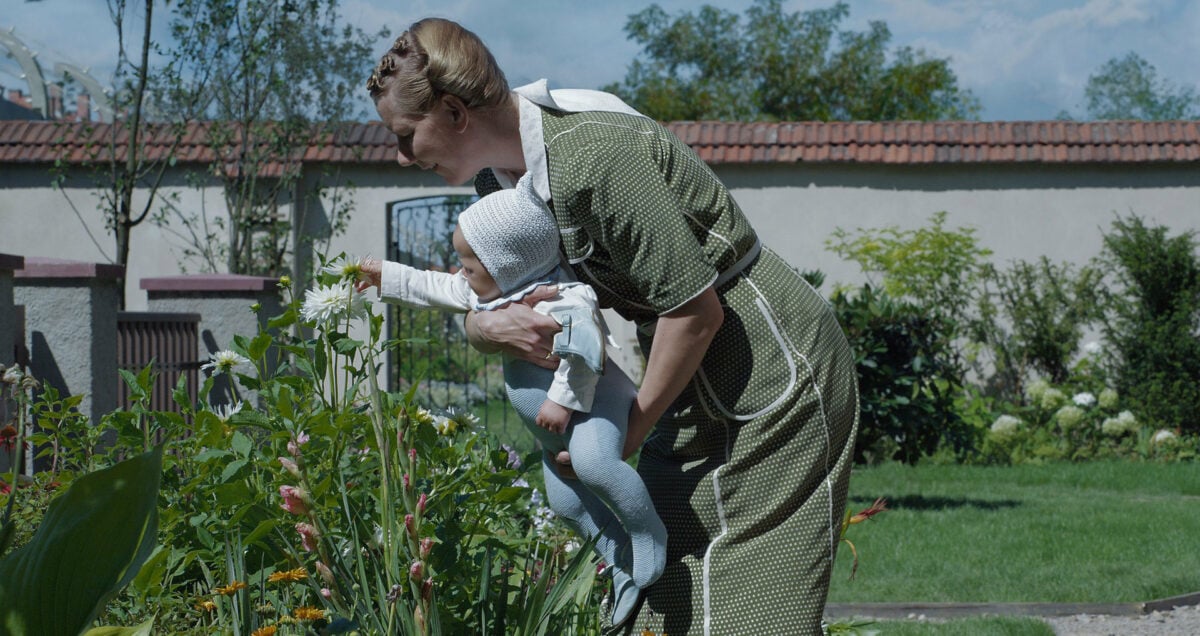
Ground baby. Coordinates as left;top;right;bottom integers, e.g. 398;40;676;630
362;174;665;627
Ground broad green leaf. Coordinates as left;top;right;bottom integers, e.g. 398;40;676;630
0;445;163;636
82;616;155;636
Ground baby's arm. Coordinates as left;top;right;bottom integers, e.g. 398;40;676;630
360;258;473;312
535;400;574;434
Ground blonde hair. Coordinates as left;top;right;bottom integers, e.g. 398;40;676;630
366;18;510;114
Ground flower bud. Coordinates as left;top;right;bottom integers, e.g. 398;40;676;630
278;457;302;479
408;448;417;463
419;537;434;559
403;473;411;491
315;561;335;585
409;560;423;580
422;577;433;602
404;514;416;538
417;492;427;516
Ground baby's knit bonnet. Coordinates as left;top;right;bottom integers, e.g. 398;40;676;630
458;174;560;294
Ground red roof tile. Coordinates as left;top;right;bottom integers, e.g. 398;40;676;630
2;119;1199;168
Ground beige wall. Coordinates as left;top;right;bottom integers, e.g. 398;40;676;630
4;158;1199;381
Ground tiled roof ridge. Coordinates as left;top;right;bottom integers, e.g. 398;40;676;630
2;119;1198;165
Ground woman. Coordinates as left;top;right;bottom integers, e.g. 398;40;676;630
365;18;859;635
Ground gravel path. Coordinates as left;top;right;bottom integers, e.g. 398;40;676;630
1044;604;1200;635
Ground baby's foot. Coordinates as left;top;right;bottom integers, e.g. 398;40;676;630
608;567;642;629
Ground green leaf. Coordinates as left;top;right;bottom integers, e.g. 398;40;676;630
0;446;163;636
220;459;249;483
249;332;273;362
82;616;155;636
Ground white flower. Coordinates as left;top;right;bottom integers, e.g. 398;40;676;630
1101;411;1138;437
213;401;243;423
1040;387;1067;411
990;415;1022;439
1151;429;1177;445
1025;378;1050;404
1083;340;1103;357
301;281;369;325
321;255;368;282
1072;392;1096;408
1054;405;1086;432
1098;388;1119;410
201;350;250;376
564;540;581;553
433;416;457;436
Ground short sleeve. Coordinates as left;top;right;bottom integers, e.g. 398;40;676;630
556;141;717;315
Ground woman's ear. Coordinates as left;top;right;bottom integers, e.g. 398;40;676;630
441;94;470;133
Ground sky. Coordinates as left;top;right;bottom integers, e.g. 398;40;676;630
1;0;1198;122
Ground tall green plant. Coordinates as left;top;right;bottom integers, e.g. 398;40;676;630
1097;214;1200;434
973;257;1104;400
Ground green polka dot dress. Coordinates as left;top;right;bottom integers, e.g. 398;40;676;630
489;108;860;635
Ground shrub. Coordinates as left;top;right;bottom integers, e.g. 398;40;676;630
972;257;1104;401
1097;214;1200;434
831;284;977;464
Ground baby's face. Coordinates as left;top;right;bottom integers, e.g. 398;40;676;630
452;225;502;301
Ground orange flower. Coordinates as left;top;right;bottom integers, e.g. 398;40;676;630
267;567;308;583
251;626;277;636
214;580;248;596
195;599;217;612
293;606;325;621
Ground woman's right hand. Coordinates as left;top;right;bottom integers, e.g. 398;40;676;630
466;285;562;369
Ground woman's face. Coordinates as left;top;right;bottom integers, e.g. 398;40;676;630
376;94;476;186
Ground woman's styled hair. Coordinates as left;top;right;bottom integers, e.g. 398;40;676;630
366;18;509;114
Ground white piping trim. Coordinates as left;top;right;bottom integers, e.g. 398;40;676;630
769;285;839;559
546;118;656;147
701;420;732;636
695;290;797;421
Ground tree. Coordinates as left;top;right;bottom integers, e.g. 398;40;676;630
156;0;379;277
51;0;187;309
1079;52;1198;120
603;0;980;122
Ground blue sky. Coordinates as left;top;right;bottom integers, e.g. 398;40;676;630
2;0;1198;121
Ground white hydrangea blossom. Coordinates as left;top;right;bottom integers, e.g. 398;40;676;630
989;414;1022;442
1098;388;1119;410
1072;392;1096;408
1025;378;1050;404
1100;410;1138;437
1151;429;1177;445
1054;405;1086;432
1082;340;1103;357
1040;387;1067;411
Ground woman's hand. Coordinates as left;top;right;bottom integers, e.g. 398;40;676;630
465;285;562;369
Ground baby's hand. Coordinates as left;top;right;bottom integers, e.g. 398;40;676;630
536;400;573;434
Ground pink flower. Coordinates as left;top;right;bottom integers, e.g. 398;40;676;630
296;522;320;552
287;431;310;458
409;560;423;580
422;577;433;601
279;485;310;515
408;448;417;463
403;473;411;491
404;514;416;538
417;493;427;516
419;537;434;559
321;587;333;599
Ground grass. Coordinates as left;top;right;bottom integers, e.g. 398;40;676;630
840;616;1056;635
827;461;1200;604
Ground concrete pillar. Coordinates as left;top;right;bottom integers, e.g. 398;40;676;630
141;274;282;406
0;253;22;366
13;257;123;427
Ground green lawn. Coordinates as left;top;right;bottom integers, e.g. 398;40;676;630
827;461;1200;604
